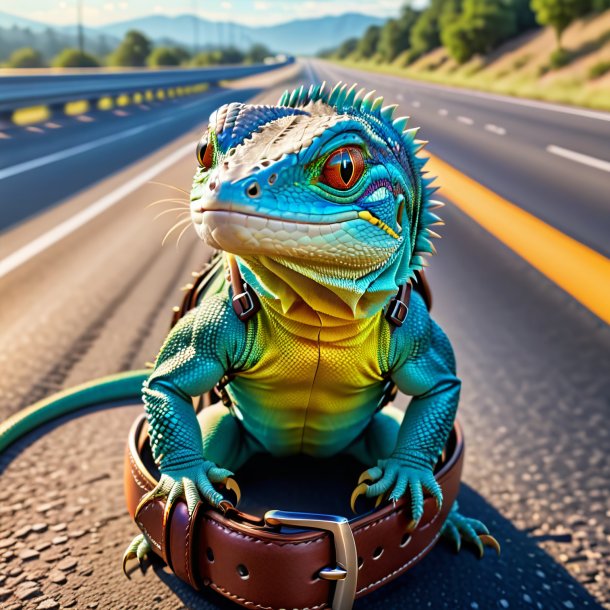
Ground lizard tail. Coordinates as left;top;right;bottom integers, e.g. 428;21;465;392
0;369;148;453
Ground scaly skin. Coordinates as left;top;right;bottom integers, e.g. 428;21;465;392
128;82;499;568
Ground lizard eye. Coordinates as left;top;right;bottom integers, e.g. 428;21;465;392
320;146;364;190
196;134;215;169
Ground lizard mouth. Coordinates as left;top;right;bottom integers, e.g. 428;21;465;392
191;203;360;226
192;201;399;239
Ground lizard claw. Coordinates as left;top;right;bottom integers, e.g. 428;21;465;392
134;474;173;521
352;467;384;513
122;534;151;579
358;468;381;485
479;534;501;557
222;477;241;506
440;502;500;559
350;483;369;514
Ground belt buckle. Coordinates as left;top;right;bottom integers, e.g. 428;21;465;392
264;510;358;610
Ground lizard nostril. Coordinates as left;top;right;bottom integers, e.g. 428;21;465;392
209;180;217;191
246;181;261;198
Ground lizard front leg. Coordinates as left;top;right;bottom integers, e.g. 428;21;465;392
353;296;458;527
123;298;247;574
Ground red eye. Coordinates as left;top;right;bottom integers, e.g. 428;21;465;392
196;134;215;169
320;146;365;190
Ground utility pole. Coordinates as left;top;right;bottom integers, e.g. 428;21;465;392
77;0;84;53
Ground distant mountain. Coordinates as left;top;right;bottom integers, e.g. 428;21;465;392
97;13;384;55
0;10;384;57
0;9;49;31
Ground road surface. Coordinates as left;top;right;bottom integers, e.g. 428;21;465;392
0;59;608;610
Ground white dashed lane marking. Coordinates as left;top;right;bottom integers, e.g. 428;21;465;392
485;124;507;136
457;116;474;125
438;108;448;116
412;100;421;108
547;145;610;173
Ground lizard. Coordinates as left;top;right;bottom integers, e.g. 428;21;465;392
117;81;500;569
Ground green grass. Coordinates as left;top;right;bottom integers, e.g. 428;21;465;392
332;57;610;112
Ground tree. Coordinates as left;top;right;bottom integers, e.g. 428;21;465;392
53;48;100;68
191;47;245;66
531;0;592;48
592;0;610;10
443;0;517;63
7;47;45;68
378;6;421;62
410;9;441;58
336;37;359;59
356;25;381;60
510;0;538;32
219;46;244;64
245;43;271;63
147;47;182;67
108;30;152;67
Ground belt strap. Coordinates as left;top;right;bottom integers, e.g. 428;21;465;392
125;416;464;609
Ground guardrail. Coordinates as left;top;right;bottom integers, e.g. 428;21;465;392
0;58;293;122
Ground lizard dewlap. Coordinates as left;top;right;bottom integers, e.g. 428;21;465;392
125;82;500;579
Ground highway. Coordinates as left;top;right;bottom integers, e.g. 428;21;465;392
0;59;608;610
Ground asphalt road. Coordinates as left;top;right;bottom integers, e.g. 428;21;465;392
0;60;608;610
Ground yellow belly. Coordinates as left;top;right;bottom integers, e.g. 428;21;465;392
226;306;391;457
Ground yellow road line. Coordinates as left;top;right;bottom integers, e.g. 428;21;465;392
427;154;610;325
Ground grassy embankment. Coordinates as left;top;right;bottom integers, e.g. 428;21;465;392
337;10;610;111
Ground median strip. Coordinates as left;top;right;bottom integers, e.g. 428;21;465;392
428;154;610;325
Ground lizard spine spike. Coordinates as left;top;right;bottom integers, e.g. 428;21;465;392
380;104;399;121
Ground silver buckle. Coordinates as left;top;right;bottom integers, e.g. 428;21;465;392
233;290;255;316
264;510;358;610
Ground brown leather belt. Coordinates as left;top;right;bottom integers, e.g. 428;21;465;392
124;415;464;610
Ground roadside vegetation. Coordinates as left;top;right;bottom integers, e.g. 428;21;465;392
321;1;610;111
1;28;273;69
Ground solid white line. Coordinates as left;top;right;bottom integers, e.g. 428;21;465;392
546;145;610;173
457;116;474;125
0;89;226;181
0;141;194;280
0;124;147;180
485;123;506;135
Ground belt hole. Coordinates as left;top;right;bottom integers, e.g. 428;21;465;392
237;564;249;580
206;547;214;562
372;546;384;560
400;534;411;548
357;557;364;569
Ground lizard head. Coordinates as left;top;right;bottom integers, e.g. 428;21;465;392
190;82;443;319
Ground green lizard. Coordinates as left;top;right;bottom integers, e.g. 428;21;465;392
126;82;499;566
0;81;499;574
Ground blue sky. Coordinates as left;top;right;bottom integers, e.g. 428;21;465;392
2;0;427;27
